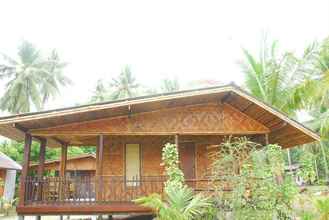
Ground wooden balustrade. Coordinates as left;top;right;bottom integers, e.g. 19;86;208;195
23;176;213;205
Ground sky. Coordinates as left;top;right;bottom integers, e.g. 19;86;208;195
0;0;328;110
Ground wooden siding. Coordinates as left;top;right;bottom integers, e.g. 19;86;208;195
101;135;227;181
30;103;270;137
30;157;96;172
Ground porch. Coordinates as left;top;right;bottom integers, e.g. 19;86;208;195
18;134;234;215
23;176;213;203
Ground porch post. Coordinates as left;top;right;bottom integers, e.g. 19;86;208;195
59;144;68;178
19;133;32;206
37;139;47;178
264;133;269;145
59;144;68;201
37;139;47;201
175;134;179;148
96;135;104;201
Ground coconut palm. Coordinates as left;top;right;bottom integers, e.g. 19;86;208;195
39;50;71;108
0;41;70;113
240;36;319;177
240;36;314;116
109;65;140;100
161;78;180;93
90;79;109;103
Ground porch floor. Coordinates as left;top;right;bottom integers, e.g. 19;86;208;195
16;203;152;215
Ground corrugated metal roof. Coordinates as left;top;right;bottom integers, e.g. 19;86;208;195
0;152;22;170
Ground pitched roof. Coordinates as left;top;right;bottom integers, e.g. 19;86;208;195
0;84;320;148
0;152;22;170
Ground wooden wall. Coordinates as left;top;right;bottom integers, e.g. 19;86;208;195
32;103;270;138
101;135;226;179
30;157;96;172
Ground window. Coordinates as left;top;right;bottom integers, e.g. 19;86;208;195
125;144;140;186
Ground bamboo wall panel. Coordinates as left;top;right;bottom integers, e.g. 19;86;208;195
30;157;96;171
102;142;124;176
31;103;270;135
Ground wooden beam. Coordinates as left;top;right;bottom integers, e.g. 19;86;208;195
97;135;104;176
96;135;104;201
265;133;269;145
220;92;232;103
31;130;269;136
16;203;152;215
19;133;32;206
241;103;254;113
13;122;67;147
59;144;68;178
37;139;47;178
175;134;179;148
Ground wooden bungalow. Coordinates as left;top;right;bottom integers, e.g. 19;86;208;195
0;84;320;216
29;154;96;178
0;152;22;201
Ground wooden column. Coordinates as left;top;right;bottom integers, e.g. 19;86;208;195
175;134;179;148
37;139;47;178
96;135;104;176
19;133;32;206
264;133;269;145
59;144;68;178
59;144;68;201
96;135;104;201
37;139;47;201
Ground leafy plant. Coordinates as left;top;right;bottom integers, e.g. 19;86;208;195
298;150;317;183
0;197;17;216
135;143;214;220
161;143;185;188
315;198;329;220
210;137;298;219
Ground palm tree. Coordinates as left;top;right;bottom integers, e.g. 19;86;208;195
241;36;312;116
39;50;71;108
109;65;140;100
0;41;70;113
161;78;180;93
299;38;329;181
90;79;109;103
240;36;316;175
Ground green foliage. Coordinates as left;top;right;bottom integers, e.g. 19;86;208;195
300;212;316;220
241;35;312;116
0;140;95;164
135;184;213;220
0;40;71;113
298;150;317;183
135;142;214;220
161;143;185;188
210;137;298;219
0;197;17;216
161;78;180;93
315;198;329;220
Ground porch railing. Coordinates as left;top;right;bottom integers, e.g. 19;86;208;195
23;176;213;205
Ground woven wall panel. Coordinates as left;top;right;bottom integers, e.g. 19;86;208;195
33;103;269;135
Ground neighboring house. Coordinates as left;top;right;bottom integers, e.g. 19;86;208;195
30;154;96;178
0;84;320;216
0;152;22;201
